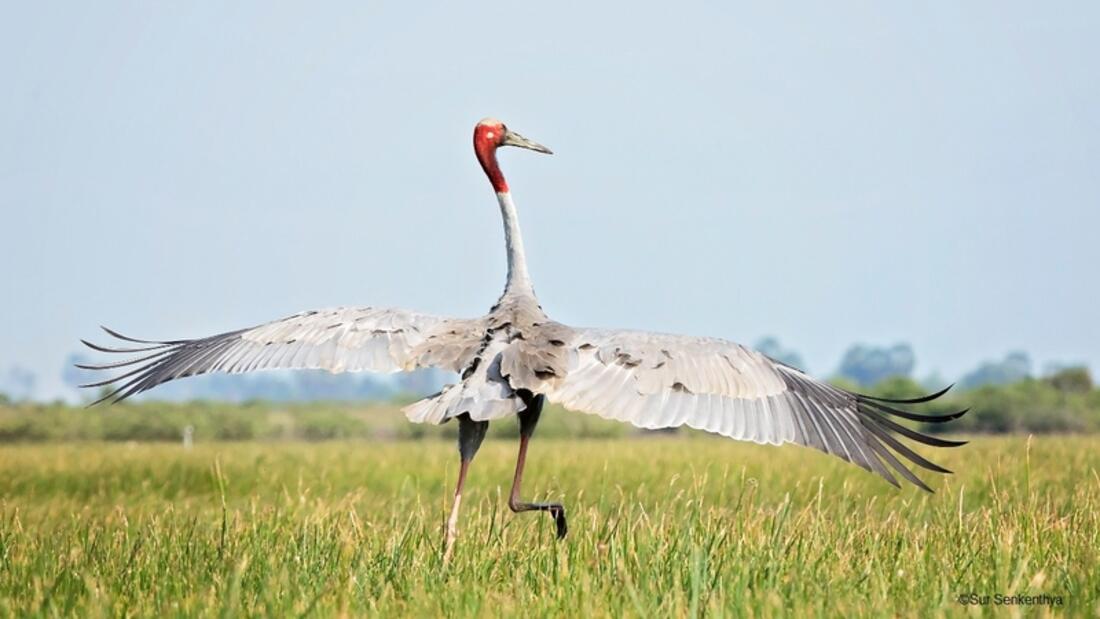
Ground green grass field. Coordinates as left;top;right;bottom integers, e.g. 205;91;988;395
1;433;1097;617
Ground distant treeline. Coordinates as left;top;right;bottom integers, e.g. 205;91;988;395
0;367;1096;443
0;397;631;443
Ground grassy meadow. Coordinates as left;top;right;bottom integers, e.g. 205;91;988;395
1;424;1097;617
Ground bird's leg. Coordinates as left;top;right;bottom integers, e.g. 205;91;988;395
443;414;488;564
508;394;568;539
443;459;469;564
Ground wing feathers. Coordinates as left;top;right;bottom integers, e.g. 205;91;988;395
79;308;482;405
546;327;967;491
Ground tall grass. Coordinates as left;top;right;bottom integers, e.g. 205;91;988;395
0;436;1096;616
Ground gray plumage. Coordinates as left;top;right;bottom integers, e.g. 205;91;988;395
81;117;966;493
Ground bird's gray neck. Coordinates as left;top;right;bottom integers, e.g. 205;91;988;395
497;191;534;296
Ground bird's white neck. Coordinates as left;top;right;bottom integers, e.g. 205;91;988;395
497;191;534;296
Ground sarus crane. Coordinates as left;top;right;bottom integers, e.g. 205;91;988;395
79;118;967;559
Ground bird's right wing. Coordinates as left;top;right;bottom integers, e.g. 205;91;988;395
79;307;485;404
540;327;967;491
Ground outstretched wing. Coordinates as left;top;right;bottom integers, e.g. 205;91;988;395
79;307;485;405
543;328;967;491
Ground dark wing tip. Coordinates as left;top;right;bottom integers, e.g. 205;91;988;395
774;365;965;492
857;397;969;425
842;385;968;491
100;326;186;346
82;337;174;355
859;383;954;405
86;390;121;407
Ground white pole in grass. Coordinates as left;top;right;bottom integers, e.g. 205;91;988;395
183;425;194;449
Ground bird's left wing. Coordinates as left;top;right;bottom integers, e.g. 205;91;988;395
539;327;966;491
79;307;485;404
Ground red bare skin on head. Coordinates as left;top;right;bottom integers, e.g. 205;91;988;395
474;120;508;193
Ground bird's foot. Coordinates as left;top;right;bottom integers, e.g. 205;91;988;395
550;504;567;539
509;501;568;539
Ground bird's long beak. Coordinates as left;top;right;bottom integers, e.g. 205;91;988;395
501;129;553;155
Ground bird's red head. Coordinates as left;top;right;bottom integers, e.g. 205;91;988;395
473;117;552;194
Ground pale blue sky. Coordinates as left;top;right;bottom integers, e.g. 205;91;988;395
3;2;1098;398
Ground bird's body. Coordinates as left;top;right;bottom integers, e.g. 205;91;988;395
81;117;966;556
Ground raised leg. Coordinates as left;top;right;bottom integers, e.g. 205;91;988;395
443;413;488;564
508;393;568;539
